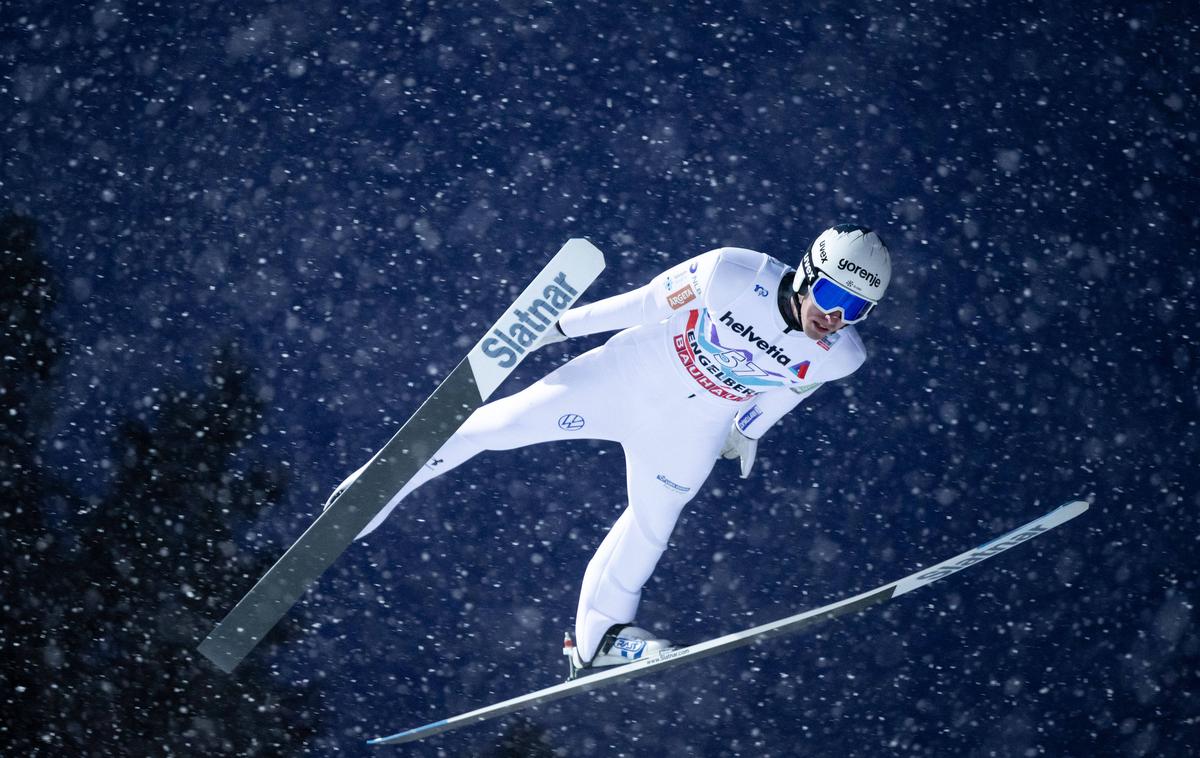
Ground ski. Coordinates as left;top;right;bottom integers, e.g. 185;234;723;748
368;499;1089;746
197;239;607;673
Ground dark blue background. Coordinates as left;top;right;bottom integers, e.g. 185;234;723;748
5;1;1197;755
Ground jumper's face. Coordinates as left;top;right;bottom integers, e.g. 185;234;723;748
798;292;846;340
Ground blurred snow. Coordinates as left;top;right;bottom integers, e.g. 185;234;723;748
2;1;1197;756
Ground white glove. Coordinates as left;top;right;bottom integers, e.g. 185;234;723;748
532;321;569;351
720;424;758;479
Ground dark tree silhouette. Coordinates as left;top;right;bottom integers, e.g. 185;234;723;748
0;212;321;754
0;212;63;750
486;717;557;758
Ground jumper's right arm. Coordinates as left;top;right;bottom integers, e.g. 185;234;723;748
558;250;722;338
557;282;668;337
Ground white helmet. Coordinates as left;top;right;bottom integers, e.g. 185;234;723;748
794;224;892;322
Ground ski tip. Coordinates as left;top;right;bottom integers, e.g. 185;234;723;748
1032;499;1089;529
1056;499;1090;516
562;237;606;267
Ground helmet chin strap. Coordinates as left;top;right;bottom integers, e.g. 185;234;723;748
778;272;806;332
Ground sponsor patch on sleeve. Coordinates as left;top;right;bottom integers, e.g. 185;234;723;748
737;405;763;431
666;284;697;310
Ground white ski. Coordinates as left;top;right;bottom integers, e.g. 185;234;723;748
369;499;1089;746
198;239;606;673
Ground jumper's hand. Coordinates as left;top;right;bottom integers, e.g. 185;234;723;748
720;425;758;479
531;322;569;351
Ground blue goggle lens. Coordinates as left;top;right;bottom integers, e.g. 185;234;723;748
810;275;876;322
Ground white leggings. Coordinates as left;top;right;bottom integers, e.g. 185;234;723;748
356;332;736;661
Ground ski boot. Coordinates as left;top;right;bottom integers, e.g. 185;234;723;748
323;461;368;511
563;624;676;680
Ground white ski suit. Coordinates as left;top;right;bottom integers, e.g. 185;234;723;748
358;247;868;661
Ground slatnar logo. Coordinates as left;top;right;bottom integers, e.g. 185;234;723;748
479;272;580;368
915;525;1048;582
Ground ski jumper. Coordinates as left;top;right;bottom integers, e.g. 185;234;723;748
356;248;868;661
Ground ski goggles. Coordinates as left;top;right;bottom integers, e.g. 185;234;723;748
809;273;877;323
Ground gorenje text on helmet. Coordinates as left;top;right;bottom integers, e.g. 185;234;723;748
836;258;882;291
